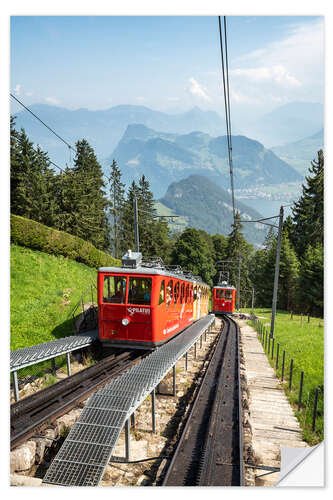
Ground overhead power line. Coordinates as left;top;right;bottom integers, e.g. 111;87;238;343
10;93;110;180
10;93;76;153
218;16;236;227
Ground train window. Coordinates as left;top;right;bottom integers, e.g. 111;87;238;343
216;289;224;299
193;286;197;300
174;282;180;303
225;290;233;299
180;283;185;303
166;280;173;307
159;280;165;305
185;284;189;303
128;277;152;305
103;275;126;304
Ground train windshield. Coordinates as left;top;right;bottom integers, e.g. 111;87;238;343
128;277;152;305
103;276;126;303
225;290;233;299
216;289;224;299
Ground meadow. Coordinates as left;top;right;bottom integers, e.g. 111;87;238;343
10;243;97;351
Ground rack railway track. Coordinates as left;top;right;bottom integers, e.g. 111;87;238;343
10;350;145;450
162;315;243;486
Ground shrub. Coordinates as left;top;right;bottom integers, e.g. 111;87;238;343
10;214;120;269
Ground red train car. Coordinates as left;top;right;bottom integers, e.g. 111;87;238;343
98;251;210;349
212;283;236;315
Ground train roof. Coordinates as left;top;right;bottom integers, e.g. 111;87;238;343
99;251;209;287
213;284;236;290
98;266;209;286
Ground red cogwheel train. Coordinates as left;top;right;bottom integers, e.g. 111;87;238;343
98;250;210;349
212;282;236;315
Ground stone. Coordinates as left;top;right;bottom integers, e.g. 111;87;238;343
56;408;82;434
10;474;42;486
10;441;36;472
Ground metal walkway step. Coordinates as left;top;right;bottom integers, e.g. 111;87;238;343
10;333;98;372
42;314;215;486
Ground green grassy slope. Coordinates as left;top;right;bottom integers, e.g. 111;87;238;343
10;244;98;350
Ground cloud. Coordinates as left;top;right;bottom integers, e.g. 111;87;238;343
136;96;145;102
13;84;21;96
231;65;301;88
45;96;61;105
231;18;323;108
188;77;211;102
167;97;180;102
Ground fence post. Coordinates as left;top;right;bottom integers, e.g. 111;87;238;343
282;351;286;381
268;335;271;355
151;389;156;433
265;329;268;351
125;419;131;461
312;387;319;431
298;371;304;410
13;371;20;402
271;338;275;360
51;358;56;375
276;343;280;369
185;352;188;371
66;352;71;376
289;359;294;390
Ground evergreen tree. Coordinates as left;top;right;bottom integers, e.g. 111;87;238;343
298;243;323;316
70;139;109;250
171;227;215;285
225;212;254;296
291;150;324;257
107;159;125;258
10;122;58;226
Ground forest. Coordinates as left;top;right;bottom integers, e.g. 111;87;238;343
10;118;324;317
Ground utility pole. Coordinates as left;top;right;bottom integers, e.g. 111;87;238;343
270;205;284;338
237;256;242;310
133;197;139;252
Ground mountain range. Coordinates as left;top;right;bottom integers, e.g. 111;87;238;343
242;101;323;147
159;175;267;247
110;124;302;198
271;129;324;176
13;104;228;166
13;101;323;168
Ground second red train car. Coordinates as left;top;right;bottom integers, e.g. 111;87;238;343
212;283;236;315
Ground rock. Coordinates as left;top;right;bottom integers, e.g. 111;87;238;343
56;408;82;434
136;474;150;485
10;474;42;486
35;439;46;464
10;441;36;472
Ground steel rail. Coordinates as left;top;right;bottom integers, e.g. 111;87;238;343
162;316;242;486
10;350;145;449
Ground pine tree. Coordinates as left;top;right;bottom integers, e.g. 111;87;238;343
298;243;323;316
107;159;125;258
291;150;324;257
225;212;254;295
171;227;215;285
70;139;109;250
10;122;58;226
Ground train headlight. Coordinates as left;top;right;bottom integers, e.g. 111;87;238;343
122;318;129;326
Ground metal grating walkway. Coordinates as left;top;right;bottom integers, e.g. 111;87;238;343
42;314;215;486
10;333;97;372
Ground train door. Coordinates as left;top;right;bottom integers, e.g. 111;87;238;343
126;276;152;341
99;274;128;340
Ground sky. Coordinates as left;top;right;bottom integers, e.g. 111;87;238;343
10;15;324;122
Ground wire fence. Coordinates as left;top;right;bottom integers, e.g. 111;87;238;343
250;317;323;443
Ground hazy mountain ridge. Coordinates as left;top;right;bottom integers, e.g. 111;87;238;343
243;101;323;147
13;103;228;165
110;124;302;198
160;175;267;246
271;129;324;175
